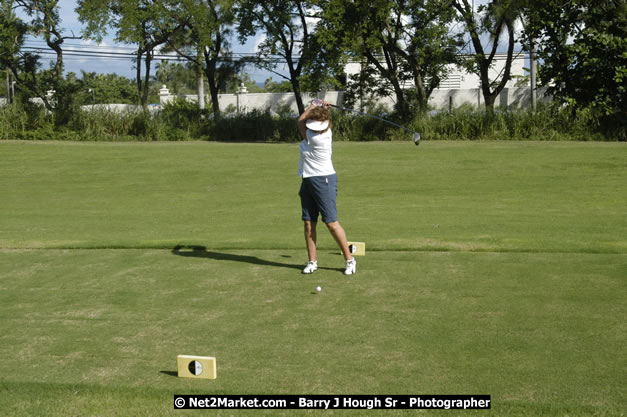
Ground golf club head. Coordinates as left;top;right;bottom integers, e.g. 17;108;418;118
413;132;421;146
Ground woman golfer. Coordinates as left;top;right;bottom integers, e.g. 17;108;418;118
297;100;356;275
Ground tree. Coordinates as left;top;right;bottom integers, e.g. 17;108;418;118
1;0;81;111
522;0;626;126
78;71;139;104
1;71;7;98
318;0;462;117
76;0;187;107
452;0;519;114
225;72;264;93
236;0;329;114
154;60;199;94
155;59;172;85
0;0;25;103
18;0;81;78
264;77;292;93
164;0;243;118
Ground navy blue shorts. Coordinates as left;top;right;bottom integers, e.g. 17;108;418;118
299;174;338;223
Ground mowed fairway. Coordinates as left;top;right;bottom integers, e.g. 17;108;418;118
0;140;625;416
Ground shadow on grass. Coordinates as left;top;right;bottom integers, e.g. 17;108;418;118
172;245;345;273
171;245;307;271
160;370;178;377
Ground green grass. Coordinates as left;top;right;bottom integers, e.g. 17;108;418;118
0;141;625;416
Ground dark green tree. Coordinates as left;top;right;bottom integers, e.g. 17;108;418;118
154;60;199;95
78;71;139;104
236;0;331;114
76;0;187;107
452;0;520;114
263;77;292;93
0;0;24;103
522;0;626;132
318;0;462;117
164;0;243;118
1;0;81;112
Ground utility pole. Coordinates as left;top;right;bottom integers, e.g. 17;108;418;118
197;49;205;110
197;70;205;110
359;54;366;112
529;42;537;111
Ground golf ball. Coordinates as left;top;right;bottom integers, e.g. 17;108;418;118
316;286;322;293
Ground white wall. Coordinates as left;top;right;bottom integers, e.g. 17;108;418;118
345;53;528;90
158;52;542;114
160;87;548;114
1;87;547;113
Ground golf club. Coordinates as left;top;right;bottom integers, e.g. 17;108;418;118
313;99;420;145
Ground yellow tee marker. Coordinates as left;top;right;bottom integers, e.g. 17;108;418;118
347;242;366;256
177;355;216;379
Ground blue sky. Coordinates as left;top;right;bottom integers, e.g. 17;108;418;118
34;0;269;82
29;0;515;84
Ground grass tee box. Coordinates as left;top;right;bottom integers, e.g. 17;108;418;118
0;141;625;253
0;141;626;417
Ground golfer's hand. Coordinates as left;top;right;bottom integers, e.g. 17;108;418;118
312;99;331;108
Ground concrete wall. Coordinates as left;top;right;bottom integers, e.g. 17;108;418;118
79;104;160;114
345;53;528;90
160;87;549;114
1;86;547;113
427;87;550;110
217;91;344;114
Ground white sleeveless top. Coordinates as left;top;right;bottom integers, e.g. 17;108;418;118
298;128;336;178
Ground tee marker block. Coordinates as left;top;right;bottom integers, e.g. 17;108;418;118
347;242;366;256
177;355;216;379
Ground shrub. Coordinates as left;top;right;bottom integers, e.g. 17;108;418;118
1;98;621;142
0;99;56;140
410;102;614;141
331;103;397;141
158;98;212;140
210;108;298;142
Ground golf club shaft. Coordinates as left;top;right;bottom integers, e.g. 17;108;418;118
329;104;415;134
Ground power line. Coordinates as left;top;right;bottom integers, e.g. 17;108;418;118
23;40;261;58
20;46;285;65
21;44;527;66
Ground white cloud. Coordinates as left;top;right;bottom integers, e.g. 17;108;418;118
252;34;267;54
58;0;84;35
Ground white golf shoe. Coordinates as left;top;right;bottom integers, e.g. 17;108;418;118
344;258;357;275
303;261;318;274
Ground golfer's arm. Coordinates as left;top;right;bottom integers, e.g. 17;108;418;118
298;105;315;140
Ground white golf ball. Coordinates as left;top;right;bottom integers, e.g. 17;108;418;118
316;286;322;293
